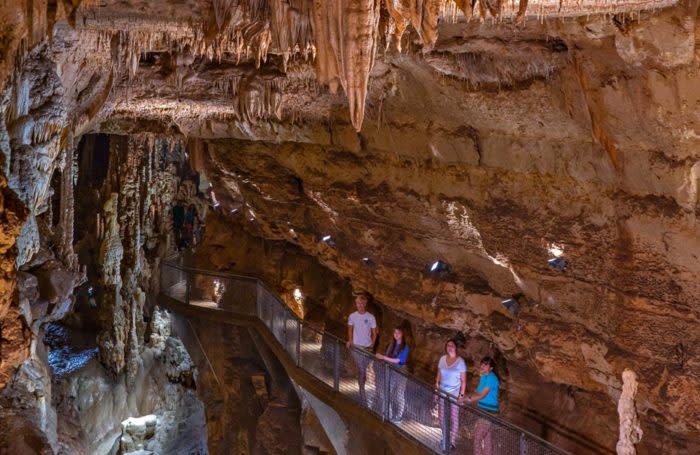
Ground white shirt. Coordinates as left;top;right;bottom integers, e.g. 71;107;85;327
438;355;467;395
348;311;377;348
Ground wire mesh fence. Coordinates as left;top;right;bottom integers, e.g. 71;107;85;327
159;259;569;455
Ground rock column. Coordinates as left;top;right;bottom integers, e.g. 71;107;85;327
616;369;643;455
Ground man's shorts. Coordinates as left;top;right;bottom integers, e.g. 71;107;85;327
351;346;372;374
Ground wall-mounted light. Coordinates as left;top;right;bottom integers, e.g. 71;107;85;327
320;235;335;246
547;242;567;271
548;257;567;272
362;257;373;266
501;298;520;315
429;260;449;273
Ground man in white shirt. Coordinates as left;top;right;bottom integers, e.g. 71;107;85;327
346;292;378;403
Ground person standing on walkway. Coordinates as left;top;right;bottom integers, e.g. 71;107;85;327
467;357;500;455
376;326;410;422
435;339;467;450
346;292;378;404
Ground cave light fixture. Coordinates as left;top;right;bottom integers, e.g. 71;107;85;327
321;234;335;246
230;207;240;214
362;257;373;266
429;260;450;273
501;298;520;316
547;242;567;272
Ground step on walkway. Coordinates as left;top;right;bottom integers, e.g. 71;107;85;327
158;258;569;455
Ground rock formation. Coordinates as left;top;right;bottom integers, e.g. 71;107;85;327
120;414;158;453
617;369;643;455
0;0;699;454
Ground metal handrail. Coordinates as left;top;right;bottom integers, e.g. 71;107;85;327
160;258;570;455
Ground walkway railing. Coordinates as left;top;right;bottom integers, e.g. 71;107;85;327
160;258;569;455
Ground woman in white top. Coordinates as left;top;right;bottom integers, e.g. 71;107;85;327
435;339;466;450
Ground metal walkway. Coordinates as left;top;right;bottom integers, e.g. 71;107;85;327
158;258;569;455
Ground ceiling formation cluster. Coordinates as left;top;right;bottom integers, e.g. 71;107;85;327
54;0;678;132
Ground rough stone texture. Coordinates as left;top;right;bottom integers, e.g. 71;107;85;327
162;336;197;386
120;414;158;453
148;307;171;351
617;369;643;455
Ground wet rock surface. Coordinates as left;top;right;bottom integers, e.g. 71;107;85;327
43;323;99;379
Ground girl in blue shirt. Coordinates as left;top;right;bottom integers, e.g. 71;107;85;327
467;357;500;412
376;326;409;422
466;357;500;455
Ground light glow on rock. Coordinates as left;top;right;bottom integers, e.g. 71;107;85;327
293;288;304;304
548;243;564;258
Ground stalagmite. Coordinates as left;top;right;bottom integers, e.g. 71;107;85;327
96;192;127;374
616;369;643;455
312;0;382;131
57;144;78;272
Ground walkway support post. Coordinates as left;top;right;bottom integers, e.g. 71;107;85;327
296;320;302;367
441;394;451;455
282;311;288;347
333;341;341;391
382;363;391;421
268;298;274;329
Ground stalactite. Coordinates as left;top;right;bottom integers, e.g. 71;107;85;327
269;0;315;67
384;0;444;51
312;0;382;131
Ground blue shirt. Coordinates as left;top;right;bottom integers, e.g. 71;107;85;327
385;342;409;366
476;372;499;412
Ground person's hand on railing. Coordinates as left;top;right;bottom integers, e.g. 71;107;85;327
375;353;385;360
346;340;352;349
